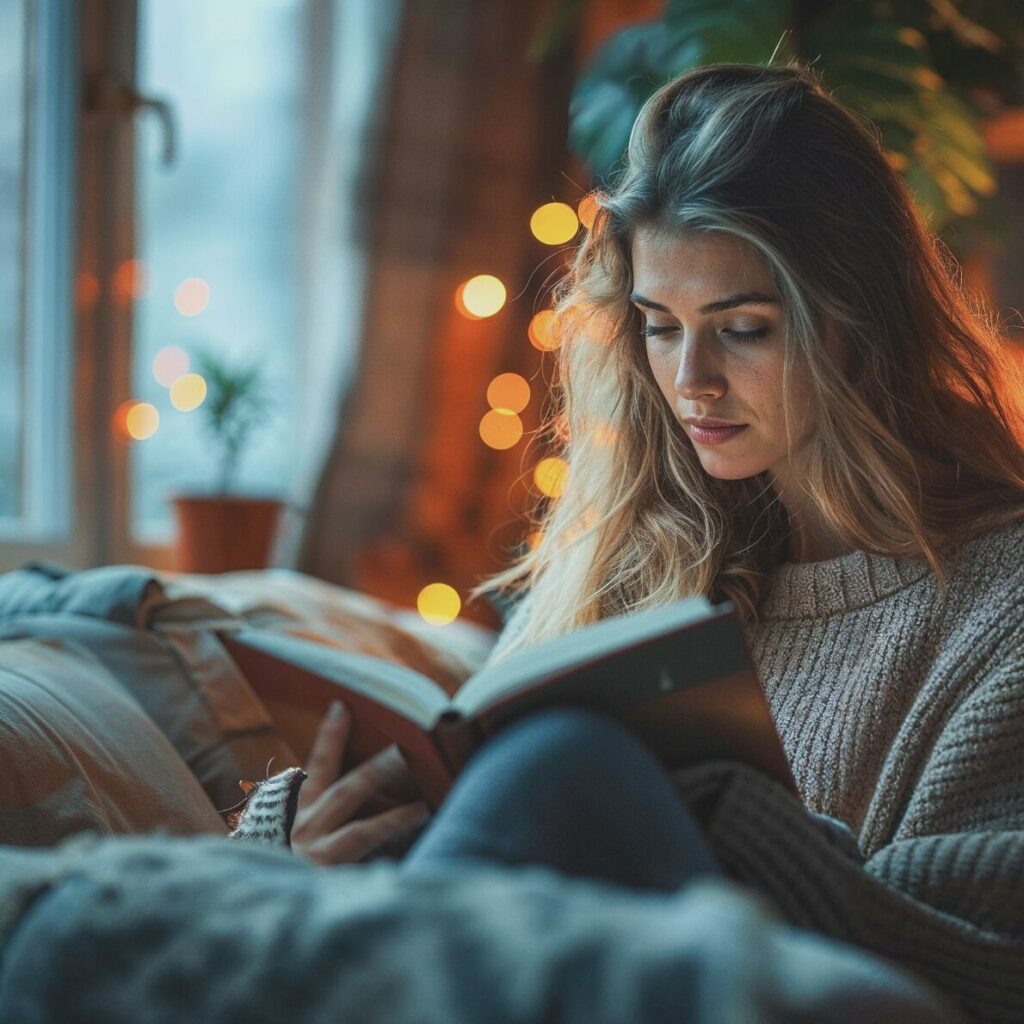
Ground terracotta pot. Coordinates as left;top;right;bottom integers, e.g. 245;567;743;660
171;493;284;574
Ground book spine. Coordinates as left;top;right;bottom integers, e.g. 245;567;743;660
398;743;458;813
432;710;485;777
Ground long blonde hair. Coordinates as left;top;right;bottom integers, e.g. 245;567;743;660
477;63;1024;655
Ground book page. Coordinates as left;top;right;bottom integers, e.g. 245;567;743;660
223;630;452;728
452;595;715;715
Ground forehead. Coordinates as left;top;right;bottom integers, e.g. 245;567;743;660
630;226;773;301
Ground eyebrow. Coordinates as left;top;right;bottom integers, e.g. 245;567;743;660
630;291;778;316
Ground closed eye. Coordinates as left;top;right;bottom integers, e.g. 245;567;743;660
641;325;770;341
722;327;771;341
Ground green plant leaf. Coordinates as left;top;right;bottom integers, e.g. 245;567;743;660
566;0;1017;243
569;3;793;185
191;348;274;493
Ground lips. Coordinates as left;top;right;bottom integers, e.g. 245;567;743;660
689;422;748;445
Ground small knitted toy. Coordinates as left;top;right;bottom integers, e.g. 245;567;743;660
226;765;308;847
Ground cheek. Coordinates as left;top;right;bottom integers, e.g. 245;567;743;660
645;346;676;400
764;360;815;444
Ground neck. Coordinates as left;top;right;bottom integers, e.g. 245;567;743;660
785;531;855;564
771;470;854;564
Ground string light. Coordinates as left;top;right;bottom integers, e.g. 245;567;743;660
153;346;190;387
170;373;208;412
534;457;568;498
486;373;530;414
528;310;559;351
174;277;211;317
530;202;579;245
112;259;149;305
591;421;619;447
479;409;524;450
123;402;159;441
417;583;461;625
76;271;100;309
456;275;506;318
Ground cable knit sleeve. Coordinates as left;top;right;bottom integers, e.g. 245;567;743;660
481;590;534;666
670;646;1024;1024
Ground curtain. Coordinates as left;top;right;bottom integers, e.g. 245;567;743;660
271;0;405;570
288;0;578;627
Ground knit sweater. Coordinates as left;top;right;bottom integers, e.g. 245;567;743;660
492;516;1024;1023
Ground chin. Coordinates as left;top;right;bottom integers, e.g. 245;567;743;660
696;454;768;481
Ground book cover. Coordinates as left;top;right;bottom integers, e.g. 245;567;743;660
220;596;795;810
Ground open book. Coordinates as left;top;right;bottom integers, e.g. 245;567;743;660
220;596;795;811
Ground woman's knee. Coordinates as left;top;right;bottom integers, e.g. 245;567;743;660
461;705;668;810
477;705;638;775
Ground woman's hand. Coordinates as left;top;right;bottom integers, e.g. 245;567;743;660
291;701;431;865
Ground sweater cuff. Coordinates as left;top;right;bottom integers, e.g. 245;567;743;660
669;760;868;936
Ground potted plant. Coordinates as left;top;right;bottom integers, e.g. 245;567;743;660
170;349;284;574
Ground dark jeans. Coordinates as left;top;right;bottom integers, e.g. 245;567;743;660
402;705;721;893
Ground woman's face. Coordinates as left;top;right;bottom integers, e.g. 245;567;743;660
630;225;814;484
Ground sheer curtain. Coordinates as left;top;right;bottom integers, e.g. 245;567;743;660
288;0;576;624
273;0;405;566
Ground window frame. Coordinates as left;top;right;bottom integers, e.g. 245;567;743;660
0;0;179;573
0;0;84;569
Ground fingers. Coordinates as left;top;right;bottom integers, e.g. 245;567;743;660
300;744;411;835
302;800;431;865
290;711;429;866
358;745;422;813
300;700;350;808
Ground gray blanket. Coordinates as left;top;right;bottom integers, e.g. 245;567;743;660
0;834;960;1023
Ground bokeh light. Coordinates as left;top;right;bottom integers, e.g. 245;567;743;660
591;421;618;447
112;259;150;305
111;401;134;442
153;346;190;387
174;277;211;317
577;193;599;230
486;373;531;414
456;275;506;319
479;409;524;450
76;271;100;309
122;402;160;441
417;583;461;626
530;202;579;245
528;309;559;351
534;457;568;498
170;372;208;412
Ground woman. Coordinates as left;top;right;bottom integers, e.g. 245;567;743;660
292;64;1024;1022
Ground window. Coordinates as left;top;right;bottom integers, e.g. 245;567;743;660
0;0;74;548
0;0;398;571
131;0;304;543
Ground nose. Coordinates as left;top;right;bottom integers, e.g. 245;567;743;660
674;334;726;401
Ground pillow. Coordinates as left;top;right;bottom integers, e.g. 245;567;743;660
0;638;228;846
160;568;497;693
0;612;299;815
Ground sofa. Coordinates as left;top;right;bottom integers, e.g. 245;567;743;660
0;563;962;1023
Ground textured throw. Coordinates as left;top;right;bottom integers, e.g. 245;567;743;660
493;516;1024;1024
0;835;959;1023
